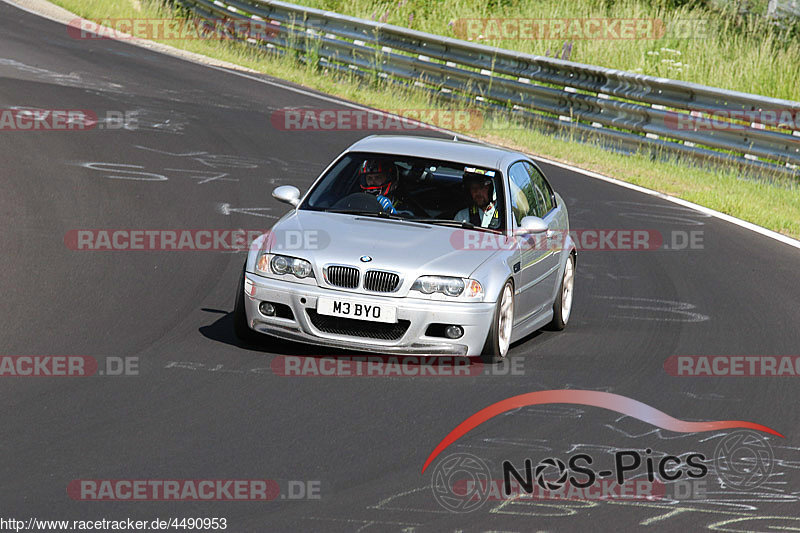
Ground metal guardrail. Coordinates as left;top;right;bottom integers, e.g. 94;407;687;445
769;0;800;19
175;0;800;178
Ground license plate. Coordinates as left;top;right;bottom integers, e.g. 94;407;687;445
317;297;397;323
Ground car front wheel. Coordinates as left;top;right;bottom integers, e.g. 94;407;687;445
549;253;575;330
481;280;514;363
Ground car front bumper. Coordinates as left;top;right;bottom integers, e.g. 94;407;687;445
243;272;495;355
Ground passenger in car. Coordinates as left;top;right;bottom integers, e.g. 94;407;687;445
454;171;502;229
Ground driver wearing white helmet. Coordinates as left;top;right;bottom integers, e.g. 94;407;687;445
454;170;501;229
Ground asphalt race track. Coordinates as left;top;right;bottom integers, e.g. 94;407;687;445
1;2;799;531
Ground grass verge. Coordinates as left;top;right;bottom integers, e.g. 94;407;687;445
298;0;800;102
49;0;800;239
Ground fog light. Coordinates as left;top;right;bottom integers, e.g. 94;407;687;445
259;302;276;316
445;325;463;339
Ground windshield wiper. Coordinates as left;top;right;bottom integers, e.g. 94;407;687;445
411;218;476;229
324;211;490;231
324;208;407;221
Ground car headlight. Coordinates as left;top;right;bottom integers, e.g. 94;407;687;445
411;276;482;298
256;253;314;279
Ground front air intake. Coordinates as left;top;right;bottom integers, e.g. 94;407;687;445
364;270;400;292
326;266;360;288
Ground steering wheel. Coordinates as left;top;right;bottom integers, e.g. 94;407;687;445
330;192;383;213
396;196;429;218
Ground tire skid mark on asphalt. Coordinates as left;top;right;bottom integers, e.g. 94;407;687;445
591;295;710;322
133;144;309;179
163;168;238;184
302;516;423;530
118;108;188;134
510;405;587;419
134;145;263;169
465;437;554;454
570;270;639;281
605;200;713;226
681;392;734;401
0;57;120;91
218;203;278;219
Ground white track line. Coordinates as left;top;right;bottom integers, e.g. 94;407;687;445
8;0;800;252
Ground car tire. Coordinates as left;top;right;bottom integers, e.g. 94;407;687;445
233;266;262;344
548;253;575;331
480;280;514;364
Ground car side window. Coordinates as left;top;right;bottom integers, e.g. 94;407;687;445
523;162;555;215
507;163;529;226
508;161;542;223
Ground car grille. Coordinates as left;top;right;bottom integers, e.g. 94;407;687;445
306;310;410;340
326;266;359;288
364;270;400;292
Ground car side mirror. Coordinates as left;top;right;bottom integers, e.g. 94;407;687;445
519;216;548;234
272;185;301;207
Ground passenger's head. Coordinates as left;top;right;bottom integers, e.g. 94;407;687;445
463;173;494;209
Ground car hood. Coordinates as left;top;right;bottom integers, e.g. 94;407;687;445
268;210;500;278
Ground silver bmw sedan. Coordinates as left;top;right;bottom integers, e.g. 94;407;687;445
234;135;576;362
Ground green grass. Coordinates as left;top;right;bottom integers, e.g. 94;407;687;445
50;0;800;239
304;0;800;102
482;124;800;238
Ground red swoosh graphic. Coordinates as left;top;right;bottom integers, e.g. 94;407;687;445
421;390;784;473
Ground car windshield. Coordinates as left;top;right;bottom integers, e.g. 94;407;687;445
300;152;505;232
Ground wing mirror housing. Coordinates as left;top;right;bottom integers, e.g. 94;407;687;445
272;185;301;207
519;216;548;234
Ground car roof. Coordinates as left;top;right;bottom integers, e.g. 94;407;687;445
346;135;524;170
